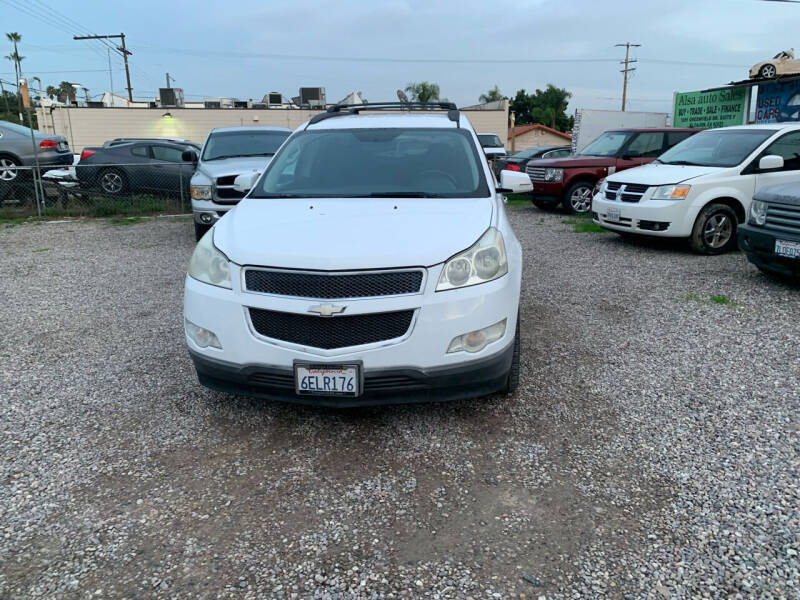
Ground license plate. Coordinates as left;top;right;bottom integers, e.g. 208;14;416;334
606;207;621;222
295;363;361;397
775;239;800;259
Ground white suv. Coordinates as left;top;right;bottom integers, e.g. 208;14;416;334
593;124;800;253
183;102;532;406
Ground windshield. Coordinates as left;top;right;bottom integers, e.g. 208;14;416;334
511;147;542;159
202;130;290;160
578;131;633;157
252;127;489;198
478;134;503;148
657;129;776;167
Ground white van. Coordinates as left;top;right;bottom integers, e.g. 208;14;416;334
593;124;800;253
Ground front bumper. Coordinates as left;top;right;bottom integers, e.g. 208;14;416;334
738;225;800;278
192;199;234;224
592;194;694;237
184;263;521;405
530;180;564;199
189;340;514;407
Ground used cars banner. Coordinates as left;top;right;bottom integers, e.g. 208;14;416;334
673;87;747;129
755;79;800;123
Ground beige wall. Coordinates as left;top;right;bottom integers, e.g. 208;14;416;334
511;128;571;152
37;106;509;152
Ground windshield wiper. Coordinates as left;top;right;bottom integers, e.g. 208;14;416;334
252;193;307;198
661;160;698;166
366;192;444;198
205;154;248;161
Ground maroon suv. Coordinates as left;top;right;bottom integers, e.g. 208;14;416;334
526;128;699;213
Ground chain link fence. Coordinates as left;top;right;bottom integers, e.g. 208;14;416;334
0;162;193;219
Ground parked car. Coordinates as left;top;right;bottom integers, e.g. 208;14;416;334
187;126;291;240
527;128;698;213
593;124;800;254
477;133;507;160
749;49;799;79
738;182;800;279
0;120;72;182
183;102;532;406
76;139;201;196
492;145;571;178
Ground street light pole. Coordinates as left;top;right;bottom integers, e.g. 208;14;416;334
615;42;640;112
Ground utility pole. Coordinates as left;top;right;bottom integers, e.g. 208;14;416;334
166;73;174;88
73;33;133;102
615;42;640;112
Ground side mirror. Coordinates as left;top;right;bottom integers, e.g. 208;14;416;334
233;171;259;193
499;170;533;194
758;154;784;171
182;149;198;164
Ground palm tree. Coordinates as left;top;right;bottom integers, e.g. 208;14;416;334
45;85;58;100
57;81;76;104
6;32;23;120
479;86;504;104
405;82;441;104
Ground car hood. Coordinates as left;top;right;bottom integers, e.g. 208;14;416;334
606;162;725;185
197;156;273;180
214;197;494;270
534;155;614;168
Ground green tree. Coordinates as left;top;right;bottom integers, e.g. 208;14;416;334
404;81;441;104
56;81;77;103
479;85;504;104
510;84;573;132
45;85;58;100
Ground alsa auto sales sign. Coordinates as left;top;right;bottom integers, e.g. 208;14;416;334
673;88;747;129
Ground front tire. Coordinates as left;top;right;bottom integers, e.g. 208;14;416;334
194;222;211;241
563;181;594;214
689;203;738;255
759;64;777;79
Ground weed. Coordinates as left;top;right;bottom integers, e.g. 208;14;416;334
110;217;148;226
562;218;606;233
681;293;739;307
504;194;531;206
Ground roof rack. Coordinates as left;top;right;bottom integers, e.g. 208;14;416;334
307;101;460;127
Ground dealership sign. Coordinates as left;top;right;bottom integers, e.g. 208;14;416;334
673;88;747;129
755;79;800;123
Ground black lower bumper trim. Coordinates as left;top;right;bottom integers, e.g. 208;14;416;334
188;342;515;407
738;225;800;278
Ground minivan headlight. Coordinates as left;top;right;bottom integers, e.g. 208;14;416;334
544;168;563;182
188;230;232;289
436;227;508;291
652;184;691;200
750;200;767;226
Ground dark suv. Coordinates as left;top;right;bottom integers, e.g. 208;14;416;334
738;182;800;280
527;128;698;213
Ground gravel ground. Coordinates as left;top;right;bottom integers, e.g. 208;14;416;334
0;209;797;599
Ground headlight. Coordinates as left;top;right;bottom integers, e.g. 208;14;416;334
544;168;563;182
750;200;767;226
188;230;232;289
652;184;691;200
436;227;508;291
190;184;212;200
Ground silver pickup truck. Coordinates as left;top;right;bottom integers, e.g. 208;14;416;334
185;126;291;240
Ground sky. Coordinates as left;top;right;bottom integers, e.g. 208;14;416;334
1;0;798;115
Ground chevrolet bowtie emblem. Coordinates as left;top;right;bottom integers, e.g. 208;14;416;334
308;303;346;317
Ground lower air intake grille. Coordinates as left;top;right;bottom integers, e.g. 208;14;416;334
248;308;414;349
244;269;423;299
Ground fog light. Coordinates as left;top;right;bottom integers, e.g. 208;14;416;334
447;319;506;354
185;318;222;349
199;212;214;224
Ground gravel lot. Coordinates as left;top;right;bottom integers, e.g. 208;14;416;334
1;209;798;599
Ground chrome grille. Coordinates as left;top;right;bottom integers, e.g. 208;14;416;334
605;182;649;203
244;269;424;299
764;203;800;234
214;175;246;203
526;166;546;181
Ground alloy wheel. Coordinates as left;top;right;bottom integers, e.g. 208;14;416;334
0;158;18;181
100;171;124;194
570;185;593;213
702;213;733;249
760;64;777;78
